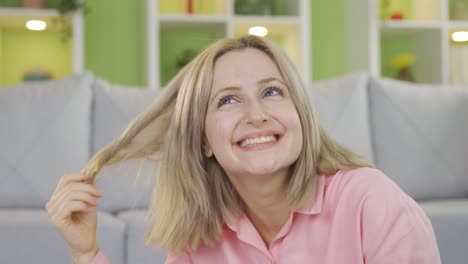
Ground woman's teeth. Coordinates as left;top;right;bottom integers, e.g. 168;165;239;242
239;135;277;147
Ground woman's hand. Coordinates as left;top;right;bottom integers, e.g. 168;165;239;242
46;172;103;263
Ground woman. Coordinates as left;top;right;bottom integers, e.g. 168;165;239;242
46;36;441;263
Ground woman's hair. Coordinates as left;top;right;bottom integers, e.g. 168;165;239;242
84;35;373;252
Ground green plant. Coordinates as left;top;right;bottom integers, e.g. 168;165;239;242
53;0;87;15
49;0;89;42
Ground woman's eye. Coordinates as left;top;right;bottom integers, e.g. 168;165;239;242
264;86;283;97
217;95;236;107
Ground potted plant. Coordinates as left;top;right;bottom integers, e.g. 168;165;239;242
391;52;416;82
49;0;89;41
52;0;87;15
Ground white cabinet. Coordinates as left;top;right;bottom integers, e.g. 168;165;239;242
348;0;468;86
146;0;311;88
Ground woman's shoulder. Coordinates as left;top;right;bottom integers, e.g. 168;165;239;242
324;167;407;202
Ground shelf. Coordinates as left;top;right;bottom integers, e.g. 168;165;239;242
234;15;300;24
159;14;227;23
0;7;59;17
0;8;71;31
160;19;225;33
380;20;443;31
449;21;468;28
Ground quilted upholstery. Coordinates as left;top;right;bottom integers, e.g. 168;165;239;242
91;80;160;213
0;209;126;264
0;73;93;208
369;77;468;200
309;72;374;163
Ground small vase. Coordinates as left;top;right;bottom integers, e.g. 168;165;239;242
397;67;415;82
21;0;45;8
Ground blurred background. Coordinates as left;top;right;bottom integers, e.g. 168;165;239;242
0;0;468;88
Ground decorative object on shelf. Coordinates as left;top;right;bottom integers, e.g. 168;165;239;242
22;68;53;82
21;0;45;8
390;12;404;20
49;0;88;41
176;49;198;70
186;0;193;14
52;0;87;15
235;0;273;15
391;52;415;82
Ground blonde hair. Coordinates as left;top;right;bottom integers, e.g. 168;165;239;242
84;35;373;252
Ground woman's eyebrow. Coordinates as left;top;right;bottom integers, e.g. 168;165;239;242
257;77;286;85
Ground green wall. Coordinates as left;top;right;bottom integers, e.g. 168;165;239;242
311;0;347;81
84;0;145;86
0;29;72;86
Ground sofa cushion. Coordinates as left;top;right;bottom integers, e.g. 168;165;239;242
419;199;468;264
117;210;168;264
91;80;160;213
369;77;468;200
92;79;160;154
0;209;126;264
310;72;374;162
0;73;93;208
95;159;156;213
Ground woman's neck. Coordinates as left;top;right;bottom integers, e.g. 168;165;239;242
230;171;291;248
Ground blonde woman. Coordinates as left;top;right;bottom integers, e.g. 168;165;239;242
46;36;441;264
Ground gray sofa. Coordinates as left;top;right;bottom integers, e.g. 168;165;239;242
0;72;467;264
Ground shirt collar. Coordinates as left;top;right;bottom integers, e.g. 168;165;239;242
294;174;327;215
225;173;328;232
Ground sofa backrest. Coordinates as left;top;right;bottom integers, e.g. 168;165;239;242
309;72;374;163
0;73;93;209
368;77;468;201
91;79;160;213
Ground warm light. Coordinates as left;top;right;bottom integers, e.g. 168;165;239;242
26;20;47;31
248;26;268;37
451;31;468;42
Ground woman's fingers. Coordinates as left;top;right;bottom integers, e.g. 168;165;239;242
54;173;88;194
46;173;103;225
53;201;94;225
48;183;102;214
55;182;102;201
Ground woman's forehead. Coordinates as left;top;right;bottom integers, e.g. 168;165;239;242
211;49;284;89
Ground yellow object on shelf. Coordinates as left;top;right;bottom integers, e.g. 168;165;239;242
391;52;415;69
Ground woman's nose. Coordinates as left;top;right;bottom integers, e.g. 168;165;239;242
245;100;269;126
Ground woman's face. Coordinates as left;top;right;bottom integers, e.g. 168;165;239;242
204;48;303;180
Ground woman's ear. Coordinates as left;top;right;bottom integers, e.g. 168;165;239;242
203;138;213;158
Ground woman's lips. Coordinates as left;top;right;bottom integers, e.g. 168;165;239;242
236;134;282;151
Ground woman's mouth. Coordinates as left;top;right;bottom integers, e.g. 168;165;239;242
237;134;282;150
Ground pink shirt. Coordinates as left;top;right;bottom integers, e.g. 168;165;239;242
91;167;441;264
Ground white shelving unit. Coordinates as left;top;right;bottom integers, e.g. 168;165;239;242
348;0;468;86
0;7;84;74
146;0;311;88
